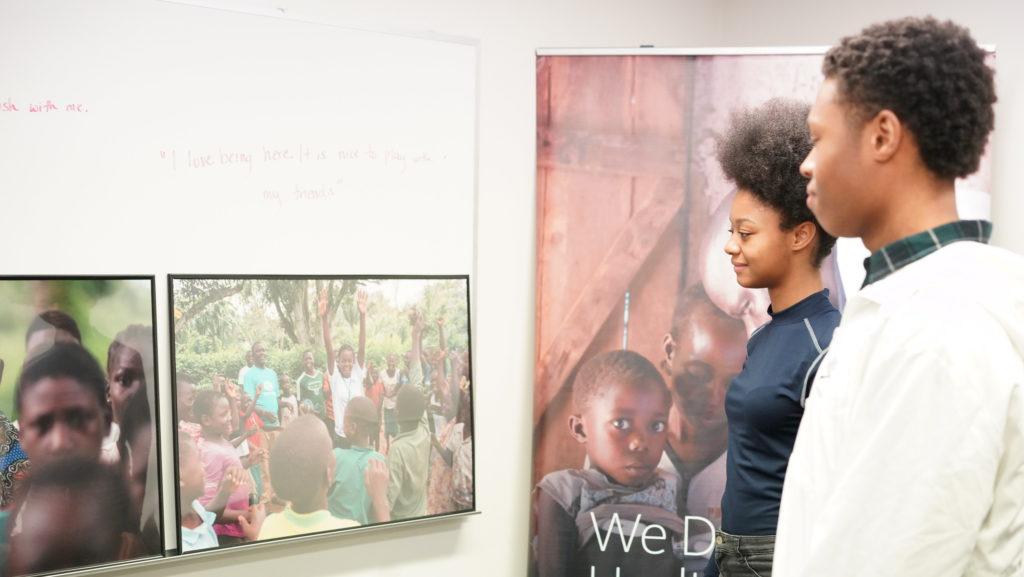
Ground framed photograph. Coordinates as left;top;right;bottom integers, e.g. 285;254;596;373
168;275;475;553
0;276;163;576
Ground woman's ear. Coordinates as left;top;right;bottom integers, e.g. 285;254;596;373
792;221;818;253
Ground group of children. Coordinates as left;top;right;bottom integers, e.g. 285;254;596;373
176;289;475;552
0;309;159;576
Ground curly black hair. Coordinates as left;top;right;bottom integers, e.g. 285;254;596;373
823;17;995;179
717;98;836;267
572;349;668;412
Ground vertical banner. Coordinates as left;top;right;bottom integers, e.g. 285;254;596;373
530;51;992;577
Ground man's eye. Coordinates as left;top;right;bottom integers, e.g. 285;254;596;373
611;418;630;430
651;421;666;433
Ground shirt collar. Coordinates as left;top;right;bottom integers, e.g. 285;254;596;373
767;289;832;323
862;220;992;288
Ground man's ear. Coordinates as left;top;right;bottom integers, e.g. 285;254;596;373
661;333;676;375
568;414;587;444
869;109;903;163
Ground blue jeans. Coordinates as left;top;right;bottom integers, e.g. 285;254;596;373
713;530;775;577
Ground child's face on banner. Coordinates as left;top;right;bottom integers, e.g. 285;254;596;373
576;383;669;487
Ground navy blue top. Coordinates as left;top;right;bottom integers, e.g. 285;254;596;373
720;289;840;535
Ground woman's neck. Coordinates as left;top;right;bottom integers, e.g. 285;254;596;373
768;264;823;314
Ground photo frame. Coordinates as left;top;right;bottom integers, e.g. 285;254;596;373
0;275;164;576
168;275;475;554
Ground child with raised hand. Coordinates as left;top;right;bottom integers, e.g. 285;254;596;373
327;396;390;524
380;352;402;442
320;288;368;445
531;350;684;577
178;432;263;551
387;385;431;521
258;416;359;540
193;389;256;546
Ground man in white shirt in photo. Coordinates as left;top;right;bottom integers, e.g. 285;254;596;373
775;16;1024;577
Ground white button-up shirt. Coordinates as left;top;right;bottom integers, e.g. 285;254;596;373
775;242;1024;577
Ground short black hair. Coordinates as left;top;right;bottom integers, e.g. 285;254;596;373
572;350;669;412
192;388;224;422
396;385;426;425
25;310;82;344
823;16;995;179
16;343;107;414
717;98;836;267
269;416;332;505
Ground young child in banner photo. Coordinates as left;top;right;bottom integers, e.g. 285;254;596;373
531;350;685;577
327;396;390;524
258;416;360;540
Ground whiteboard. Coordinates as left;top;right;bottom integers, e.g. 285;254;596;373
0;0;477;275
0;0;477;554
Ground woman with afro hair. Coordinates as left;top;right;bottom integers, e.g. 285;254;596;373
706;97;840;577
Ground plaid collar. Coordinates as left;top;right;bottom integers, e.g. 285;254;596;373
862;220;992;287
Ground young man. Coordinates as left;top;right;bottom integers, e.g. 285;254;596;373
775;17;1024;577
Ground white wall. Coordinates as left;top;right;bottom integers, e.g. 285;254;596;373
110;1;1023;577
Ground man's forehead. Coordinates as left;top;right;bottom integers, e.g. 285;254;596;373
811;79;842;113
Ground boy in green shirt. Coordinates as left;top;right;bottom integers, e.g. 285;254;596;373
327;396;390;524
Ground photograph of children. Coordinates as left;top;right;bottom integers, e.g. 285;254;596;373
530;52;992;577
0;277;162;576
169;276;475;552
